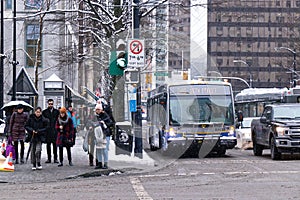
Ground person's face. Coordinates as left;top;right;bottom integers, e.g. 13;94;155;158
35;109;42;117
68;107;73;111
60;112;66;117
48;101;54;108
17;108;23;113
95;108;102;114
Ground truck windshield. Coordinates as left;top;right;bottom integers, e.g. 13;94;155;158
273;106;300;119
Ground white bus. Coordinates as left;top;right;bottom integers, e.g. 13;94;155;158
146;79;237;157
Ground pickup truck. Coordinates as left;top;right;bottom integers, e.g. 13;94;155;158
251;104;300;160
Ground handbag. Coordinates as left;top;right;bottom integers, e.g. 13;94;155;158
82;131;89;152
25;132;31;143
63;138;73;147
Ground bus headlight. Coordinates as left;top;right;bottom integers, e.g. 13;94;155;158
169;128;176;137
228;126;235;136
276;127;288;136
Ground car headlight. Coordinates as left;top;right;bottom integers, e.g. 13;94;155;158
276;127;288;136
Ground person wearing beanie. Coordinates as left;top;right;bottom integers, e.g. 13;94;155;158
55;106;75;167
86;103;113;169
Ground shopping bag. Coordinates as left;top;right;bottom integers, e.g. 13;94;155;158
6;137;16;160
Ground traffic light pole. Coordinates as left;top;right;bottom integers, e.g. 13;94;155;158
132;0;143;158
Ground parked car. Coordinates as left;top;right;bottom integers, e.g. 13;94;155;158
236;117;259;149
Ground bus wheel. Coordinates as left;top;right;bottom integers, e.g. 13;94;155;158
217;148;226;156
149;136;156;151
270;137;281;160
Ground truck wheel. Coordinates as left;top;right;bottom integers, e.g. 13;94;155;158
270;137;281;160
253;139;263;156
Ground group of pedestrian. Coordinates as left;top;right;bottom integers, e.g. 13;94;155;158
6;99;76;171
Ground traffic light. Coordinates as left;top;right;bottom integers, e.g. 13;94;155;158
116;43;127;69
109;42;127;76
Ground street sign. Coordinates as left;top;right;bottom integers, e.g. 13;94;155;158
127;39;145;68
154;72;169;76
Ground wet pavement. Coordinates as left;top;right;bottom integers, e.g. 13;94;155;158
0;130;156;184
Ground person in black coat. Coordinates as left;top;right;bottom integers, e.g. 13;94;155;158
25;107;49;170
42;99;59;163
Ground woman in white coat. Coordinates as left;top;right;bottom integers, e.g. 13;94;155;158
94;125;106;169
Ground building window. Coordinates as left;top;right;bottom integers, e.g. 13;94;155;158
286;1;291;7
25;0;42;9
26;24;42;68
276;1;280;6
296;1;300;7
6;0;12;9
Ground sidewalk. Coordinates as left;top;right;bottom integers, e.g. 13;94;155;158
0;130;156;183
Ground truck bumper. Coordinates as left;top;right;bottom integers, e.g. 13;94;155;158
276;138;300;152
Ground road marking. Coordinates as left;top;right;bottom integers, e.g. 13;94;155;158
138;170;300;178
130;177;153;200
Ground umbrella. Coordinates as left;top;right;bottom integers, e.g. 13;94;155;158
1;100;33;112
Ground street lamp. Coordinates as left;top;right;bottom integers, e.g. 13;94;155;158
274;47;297;87
233;60;253;88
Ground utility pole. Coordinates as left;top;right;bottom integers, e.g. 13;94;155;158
12;0;17;101
0;0;4;118
132;0;143;158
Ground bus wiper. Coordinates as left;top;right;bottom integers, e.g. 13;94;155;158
275;117;293;119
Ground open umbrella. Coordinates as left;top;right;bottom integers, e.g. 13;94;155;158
1;100;33;112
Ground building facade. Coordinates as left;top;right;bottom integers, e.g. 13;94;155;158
208;0;300;93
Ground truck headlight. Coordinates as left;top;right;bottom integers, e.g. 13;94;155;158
276;127;288;136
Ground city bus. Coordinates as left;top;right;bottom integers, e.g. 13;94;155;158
235;86;300;118
146;79;237;157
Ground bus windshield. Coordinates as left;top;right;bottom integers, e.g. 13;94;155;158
169;94;234;125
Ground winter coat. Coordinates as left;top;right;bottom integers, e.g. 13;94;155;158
25;114;49;143
94;126;106;149
87;112;114;137
42;107;59;143
9;111;29;142
55;116;74;147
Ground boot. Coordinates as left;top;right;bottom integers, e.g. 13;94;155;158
89;154;94;166
94;162;102;169
58;162;63;167
103;162;108;169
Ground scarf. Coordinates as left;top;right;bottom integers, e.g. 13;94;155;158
58;116;69;125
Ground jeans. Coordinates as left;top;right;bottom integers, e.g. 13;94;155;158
104;136;110;162
31;141;42;165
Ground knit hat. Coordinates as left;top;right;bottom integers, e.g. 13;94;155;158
59;107;67;113
95;103;103;110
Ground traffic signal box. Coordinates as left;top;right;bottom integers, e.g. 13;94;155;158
109;43;127;76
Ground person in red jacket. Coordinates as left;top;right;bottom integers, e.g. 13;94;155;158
55;107;74;167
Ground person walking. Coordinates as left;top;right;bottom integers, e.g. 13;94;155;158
55;107;75;167
42;99;59;164
92;103;113;169
9;104;29;164
67;105;77;145
84;110;96;166
25;107;49;170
